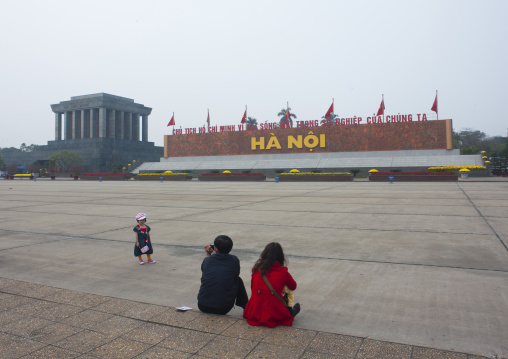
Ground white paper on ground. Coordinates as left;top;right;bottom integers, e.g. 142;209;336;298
175;306;193;311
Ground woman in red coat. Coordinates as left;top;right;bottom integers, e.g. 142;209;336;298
243;242;301;328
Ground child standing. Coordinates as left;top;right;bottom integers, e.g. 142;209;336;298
133;213;156;264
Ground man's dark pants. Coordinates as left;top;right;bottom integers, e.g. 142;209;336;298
198;277;248;315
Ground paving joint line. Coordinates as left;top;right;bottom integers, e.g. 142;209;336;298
161;218;494;236
295;330;319;358
4;231;507;273
353;337;365;359
457;183;508;252
285;252;508;274
2;217;498;237
7;206;491;220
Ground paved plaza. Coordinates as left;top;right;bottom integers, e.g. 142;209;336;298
1;178;507;358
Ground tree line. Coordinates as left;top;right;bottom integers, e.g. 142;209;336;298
0;148;82;174
453;128;508;157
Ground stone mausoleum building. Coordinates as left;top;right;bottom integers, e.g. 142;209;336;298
51;93;152;143
3;93;163;172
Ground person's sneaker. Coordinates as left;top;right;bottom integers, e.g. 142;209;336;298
139;260;144;265
148;259;156;263
289;303;301;318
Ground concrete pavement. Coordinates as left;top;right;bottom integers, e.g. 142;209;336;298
0;277;490;358
1;178;507;358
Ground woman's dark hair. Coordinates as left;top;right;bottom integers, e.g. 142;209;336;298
252;242;286;274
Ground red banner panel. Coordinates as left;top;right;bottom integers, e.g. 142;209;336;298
164;120;451;158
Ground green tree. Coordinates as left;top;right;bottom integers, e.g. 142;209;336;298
500;138;508;158
454;129;487;151
19;143;39;153
480;136;506;156
321;113;338;126
69;164;83;175
0;146;21;154
28;162;41;174
6;164;18;173
350;169;361;177
461;146;479;155
27;144;39;152
0;153;5;169
277;108;297;127
48;150;82;172
453;128;507;155
245;117;258;126
111;163;122;173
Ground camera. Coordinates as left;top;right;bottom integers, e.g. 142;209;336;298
210;244;215;250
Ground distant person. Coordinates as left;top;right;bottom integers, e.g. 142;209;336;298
243;242;300;328
133;213;156;264
197;235;248;315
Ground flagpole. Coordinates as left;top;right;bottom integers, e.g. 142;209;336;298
382;94;385;123
436;90;438;121
331;98;334;126
287;101;289;127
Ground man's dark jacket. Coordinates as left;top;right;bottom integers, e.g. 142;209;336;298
197;252;240;309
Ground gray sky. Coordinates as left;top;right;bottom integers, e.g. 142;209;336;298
1;0;507;149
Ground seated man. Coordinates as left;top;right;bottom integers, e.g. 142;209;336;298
197;235;248;315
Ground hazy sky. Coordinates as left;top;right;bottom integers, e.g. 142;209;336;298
1;0;507;148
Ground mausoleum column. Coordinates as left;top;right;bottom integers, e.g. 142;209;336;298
72;111;79;139
118;111;125;139
124;112;132;140
133;113;140;141
64;111;71;140
81;110;87;139
142;115;148;142
99;108;107;138
109;109;116;139
90;109;96;138
54;112;62;141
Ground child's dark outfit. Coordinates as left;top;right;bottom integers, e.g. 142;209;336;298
133;224;153;257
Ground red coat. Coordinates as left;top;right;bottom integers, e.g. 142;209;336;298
243;262;297;328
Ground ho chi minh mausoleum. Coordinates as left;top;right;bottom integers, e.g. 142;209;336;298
4;93;163;172
52;93;152;143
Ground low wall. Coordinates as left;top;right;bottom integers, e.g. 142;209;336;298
278;175;353;181
369;175;458;181
135;176;192;181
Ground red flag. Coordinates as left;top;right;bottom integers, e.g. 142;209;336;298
431;95;438;113
376;100;385;116
241;110;247;124
286;108;291;121
324;102;334;119
167;114;175;126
